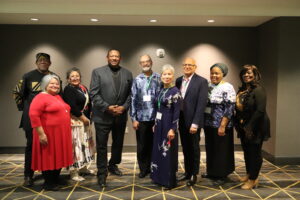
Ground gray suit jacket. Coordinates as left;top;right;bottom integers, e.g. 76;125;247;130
90;65;133;124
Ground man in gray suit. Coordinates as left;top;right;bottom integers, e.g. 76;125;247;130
90;49;133;187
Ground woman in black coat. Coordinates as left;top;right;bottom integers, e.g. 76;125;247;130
235;64;270;190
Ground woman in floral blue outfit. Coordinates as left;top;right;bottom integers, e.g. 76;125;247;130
203;63;236;185
151;64;181;189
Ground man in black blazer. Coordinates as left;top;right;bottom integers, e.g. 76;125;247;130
90;49;133;187
176;57;208;186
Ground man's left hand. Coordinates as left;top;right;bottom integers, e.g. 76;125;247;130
189;127;197;134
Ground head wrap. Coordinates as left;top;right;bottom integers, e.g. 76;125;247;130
210;63;228;77
36;52;51;62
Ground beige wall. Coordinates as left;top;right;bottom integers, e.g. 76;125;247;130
0;25;257;147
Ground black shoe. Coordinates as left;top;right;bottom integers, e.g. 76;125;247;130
213;178;226;186
98;176;107;187
186;175;197;186
108;165;123;176
139;170;150;178
201;174;213;179
23;177;34;187
163;184;177;190
177;173;191;181
43;183;59;191
55;177;68;186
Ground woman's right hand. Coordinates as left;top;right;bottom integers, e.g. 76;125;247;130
81;115;90;126
39;133;48;145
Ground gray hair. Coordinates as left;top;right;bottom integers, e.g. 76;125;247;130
161;64;175;74
40;74;61;93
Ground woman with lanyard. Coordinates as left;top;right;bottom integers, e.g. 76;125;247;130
150;64;181;190
203;63;236;185
63;67;95;181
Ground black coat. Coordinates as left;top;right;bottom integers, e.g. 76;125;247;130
235;85;270;142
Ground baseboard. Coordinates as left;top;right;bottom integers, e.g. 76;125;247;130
262;150;300;165
0;147;25;154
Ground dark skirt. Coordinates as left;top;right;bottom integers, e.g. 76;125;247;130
204;126;235;178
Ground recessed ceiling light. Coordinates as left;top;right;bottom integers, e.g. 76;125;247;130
150;19;157;23
207;19;215;23
30;18;39;21
90;18;99;22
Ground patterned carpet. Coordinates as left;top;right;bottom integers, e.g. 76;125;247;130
0;152;299;200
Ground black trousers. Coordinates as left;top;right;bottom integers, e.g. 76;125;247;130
24;129;34;178
94;117;127;176
179;113;201;176
240;137;263;180
136;121;154;173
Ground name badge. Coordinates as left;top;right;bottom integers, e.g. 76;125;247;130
143;95;151;102
205;107;211;114
156;112;162;120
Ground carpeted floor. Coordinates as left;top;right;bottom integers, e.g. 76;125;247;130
0;152;299;200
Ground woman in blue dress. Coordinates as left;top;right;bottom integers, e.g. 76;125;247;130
150;64;181;189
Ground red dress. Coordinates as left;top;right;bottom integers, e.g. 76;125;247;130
29;93;73;171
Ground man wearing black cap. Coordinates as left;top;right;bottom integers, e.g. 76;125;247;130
13;53;58;187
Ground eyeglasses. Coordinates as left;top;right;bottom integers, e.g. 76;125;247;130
182;64;195;67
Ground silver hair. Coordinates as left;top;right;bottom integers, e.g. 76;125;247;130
40;74;60;93
161;64;175;74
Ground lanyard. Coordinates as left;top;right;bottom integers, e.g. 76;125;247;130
145;74;153;91
157;88;169;110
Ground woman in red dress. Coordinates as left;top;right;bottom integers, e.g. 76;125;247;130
29;74;73;190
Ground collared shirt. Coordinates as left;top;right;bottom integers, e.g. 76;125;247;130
130;72;161;122
180;73;194;99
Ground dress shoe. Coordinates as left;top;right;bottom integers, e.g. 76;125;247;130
186;175;197;186
241;179;258;190
55;177;68;186
97;176;107;187
79;166;96;175
177;173;191;181
23;176;34;187
70;170;85;181
201;174;213;179
108;165;123;176
163;184;177;190
138;170;150;178
239;174;249;182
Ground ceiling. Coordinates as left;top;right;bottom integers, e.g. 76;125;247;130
0;0;299;27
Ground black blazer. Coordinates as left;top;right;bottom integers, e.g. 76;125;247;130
176;74;208;129
236;85;270;141
90;65;133;124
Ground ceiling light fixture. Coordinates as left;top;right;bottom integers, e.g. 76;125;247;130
90;18;99;22
30;18;39;21
207;19;215;23
150;19;157;23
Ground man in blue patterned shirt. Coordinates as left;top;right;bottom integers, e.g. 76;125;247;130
130;55;161;178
